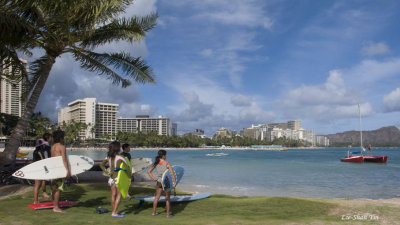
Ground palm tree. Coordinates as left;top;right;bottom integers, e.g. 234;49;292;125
0;0;157;170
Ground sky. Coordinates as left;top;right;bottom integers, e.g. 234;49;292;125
35;0;400;136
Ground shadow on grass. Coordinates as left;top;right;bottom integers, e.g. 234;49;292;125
120;186;191;216
77;197;107;208
60;184;86;201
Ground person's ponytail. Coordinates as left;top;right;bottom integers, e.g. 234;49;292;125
153;149;166;167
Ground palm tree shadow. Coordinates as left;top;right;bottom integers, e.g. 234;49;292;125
60;184;86;201
77;197;107;208
60;184;108;208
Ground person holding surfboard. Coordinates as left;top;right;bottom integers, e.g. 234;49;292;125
33;138;51;204
147;150;177;218
100;141;132;218
50;129;70;213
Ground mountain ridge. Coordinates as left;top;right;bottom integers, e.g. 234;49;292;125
325;126;400;147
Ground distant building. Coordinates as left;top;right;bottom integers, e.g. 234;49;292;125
301;129;315;146
58;98;118;139
0;59;28;117
267;122;288;130
215;127;231;138
96;102;118;139
117;115;172;136
171;123;178;136
315;136;330;147
58;107;71;125
241;120;315;145
243;126;261;139
189;129;206;138
192;129;204;136
288;120;301;130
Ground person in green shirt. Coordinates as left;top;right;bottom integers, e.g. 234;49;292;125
100;141;131;218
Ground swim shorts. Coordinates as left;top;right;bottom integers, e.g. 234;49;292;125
50;178;65;191
108;178;117;187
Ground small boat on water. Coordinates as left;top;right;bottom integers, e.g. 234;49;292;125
341;154;388;163
341;151;364;163
206;152;229;157
340;105;388;163
363;155;388;163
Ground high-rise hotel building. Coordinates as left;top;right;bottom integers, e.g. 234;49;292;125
117;115;172;136
58;98;118;139
0;59;28;117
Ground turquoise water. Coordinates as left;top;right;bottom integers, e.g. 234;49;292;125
69;147;400;199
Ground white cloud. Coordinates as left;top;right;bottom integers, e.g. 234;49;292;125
361;42;390;56
277;70;372;120
165;74;275;135
231;94;252;107
345;58;400;84
174;92;214;122
124;0;157;17
383;88;400;112
188;0;273;29
95;41;149;58
118;103;158;118
239;103;275;124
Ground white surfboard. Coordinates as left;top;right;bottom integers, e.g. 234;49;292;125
12;155;94;180
102;157;152;177
130;158;152;174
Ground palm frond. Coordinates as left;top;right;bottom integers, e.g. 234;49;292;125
67;48;131;87
68;47;155;86
24;55;51;95
102;52;155;84
0;47;29;83
80;14;157;48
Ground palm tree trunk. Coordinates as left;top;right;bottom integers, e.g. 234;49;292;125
0;55;56;171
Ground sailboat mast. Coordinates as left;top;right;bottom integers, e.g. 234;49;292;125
358;104;363;150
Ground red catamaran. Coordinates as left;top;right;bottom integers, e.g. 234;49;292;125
363;144;388;162
340;105;388;163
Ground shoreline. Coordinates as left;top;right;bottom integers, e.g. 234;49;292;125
2;146;324;152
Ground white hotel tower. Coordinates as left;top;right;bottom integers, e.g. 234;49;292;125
58;98;118;139
0;59;28;117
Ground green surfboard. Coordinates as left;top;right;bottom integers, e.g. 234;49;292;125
116;158;131;198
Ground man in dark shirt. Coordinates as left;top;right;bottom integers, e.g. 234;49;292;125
121;143;131;160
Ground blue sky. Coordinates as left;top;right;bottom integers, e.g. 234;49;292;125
36;0;400;136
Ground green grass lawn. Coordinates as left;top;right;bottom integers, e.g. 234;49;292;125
0;183;398;225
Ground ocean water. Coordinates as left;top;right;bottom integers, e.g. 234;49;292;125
68;147;400;199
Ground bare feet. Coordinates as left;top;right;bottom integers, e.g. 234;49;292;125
53;207;65;213
42;192;50;199
33;201;39;204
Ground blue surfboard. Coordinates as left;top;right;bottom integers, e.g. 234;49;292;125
162;165;184;191
132;192;211;203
